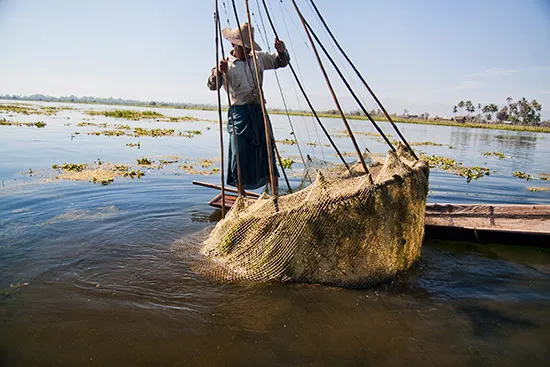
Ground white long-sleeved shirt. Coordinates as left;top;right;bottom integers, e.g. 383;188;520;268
207;50;289;106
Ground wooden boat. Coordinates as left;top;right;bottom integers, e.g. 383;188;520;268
424;203;550;247
196;181;550;247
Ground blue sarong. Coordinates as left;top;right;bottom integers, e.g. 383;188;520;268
227;104;279;190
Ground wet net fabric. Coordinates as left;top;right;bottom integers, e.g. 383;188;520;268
197;144;429;288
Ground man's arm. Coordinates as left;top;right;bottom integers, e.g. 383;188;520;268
261;38;290;70
207;68;223;91
207;57;229;90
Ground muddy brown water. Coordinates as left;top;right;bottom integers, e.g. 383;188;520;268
1;102;549;365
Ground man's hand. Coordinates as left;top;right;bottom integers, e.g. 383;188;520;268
217;57;229;75
274;38;286;53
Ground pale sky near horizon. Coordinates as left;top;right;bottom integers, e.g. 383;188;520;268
0;0;549;117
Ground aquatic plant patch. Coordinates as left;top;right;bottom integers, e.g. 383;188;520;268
159;159;179;165
539;173;549;181
0;119;46;128
409;141;445;146
88;130;127;136
482;151;506;159
92;177;114;185
137;157;152;165
179;158;221;176
199;159;214;168
168;116;201;122
52;163;87;172
85;109;201;122
528;187;550;192
512;171;533;180
52;162;145;185
123;170;145;179
40;106;70;115
421;154;492;182
276;138;297;145
77;121;108;128
281;158;294;169
133;127;175;137
179;130;202;138
0;104;40;115
86;109;164;120
457;166;492;183
0;104;71;116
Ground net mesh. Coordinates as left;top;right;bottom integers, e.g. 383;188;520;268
195;144;429;288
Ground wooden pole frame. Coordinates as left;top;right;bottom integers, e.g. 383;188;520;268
244;1;278;195
214;2;226;216
230;0;278;195
303;20;395;153
291;0;369;175
216;7;245;197
259;0;352;173
307;0;418;160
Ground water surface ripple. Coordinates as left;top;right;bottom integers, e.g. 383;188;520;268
1;102;549;366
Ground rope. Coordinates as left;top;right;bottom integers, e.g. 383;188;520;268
222;0;231;27
291;0;369;175
303;1;371;154
307;0;418;160
273;0;320;161
302;19;392;153
260;0;351;173
253;0;309;182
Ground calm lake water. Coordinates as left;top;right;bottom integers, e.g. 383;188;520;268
1;101;549;366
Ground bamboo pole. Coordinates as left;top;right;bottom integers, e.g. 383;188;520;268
291;0;369;175
230;0;277;195
254;1;308;186
214;3;226;217
302;20;394;152
230;1;291;194
193;180;261;198
259;0;352;174
216;10;245;196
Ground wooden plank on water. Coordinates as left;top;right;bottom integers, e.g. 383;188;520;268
424;203;550;234
209;192;239;209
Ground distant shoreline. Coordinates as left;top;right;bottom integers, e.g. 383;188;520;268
267;110;550;134
2;98;549;134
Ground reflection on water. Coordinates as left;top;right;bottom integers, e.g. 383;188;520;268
450;128;541;163
1;102;550;365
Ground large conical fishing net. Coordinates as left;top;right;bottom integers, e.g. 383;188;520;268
196;144;429;288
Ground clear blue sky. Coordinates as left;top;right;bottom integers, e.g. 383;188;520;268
1;0;549;117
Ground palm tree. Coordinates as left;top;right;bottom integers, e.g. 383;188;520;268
465;101;475;115
457;101;464;115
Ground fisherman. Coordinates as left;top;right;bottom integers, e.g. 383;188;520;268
207;22;290;194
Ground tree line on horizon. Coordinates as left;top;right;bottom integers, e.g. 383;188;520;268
1;93;547;126
0;93;210;110
452;97;543;126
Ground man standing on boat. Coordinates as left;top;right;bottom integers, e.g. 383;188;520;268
207;22;289;193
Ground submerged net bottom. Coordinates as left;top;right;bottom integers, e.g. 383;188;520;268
194;144;429;288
